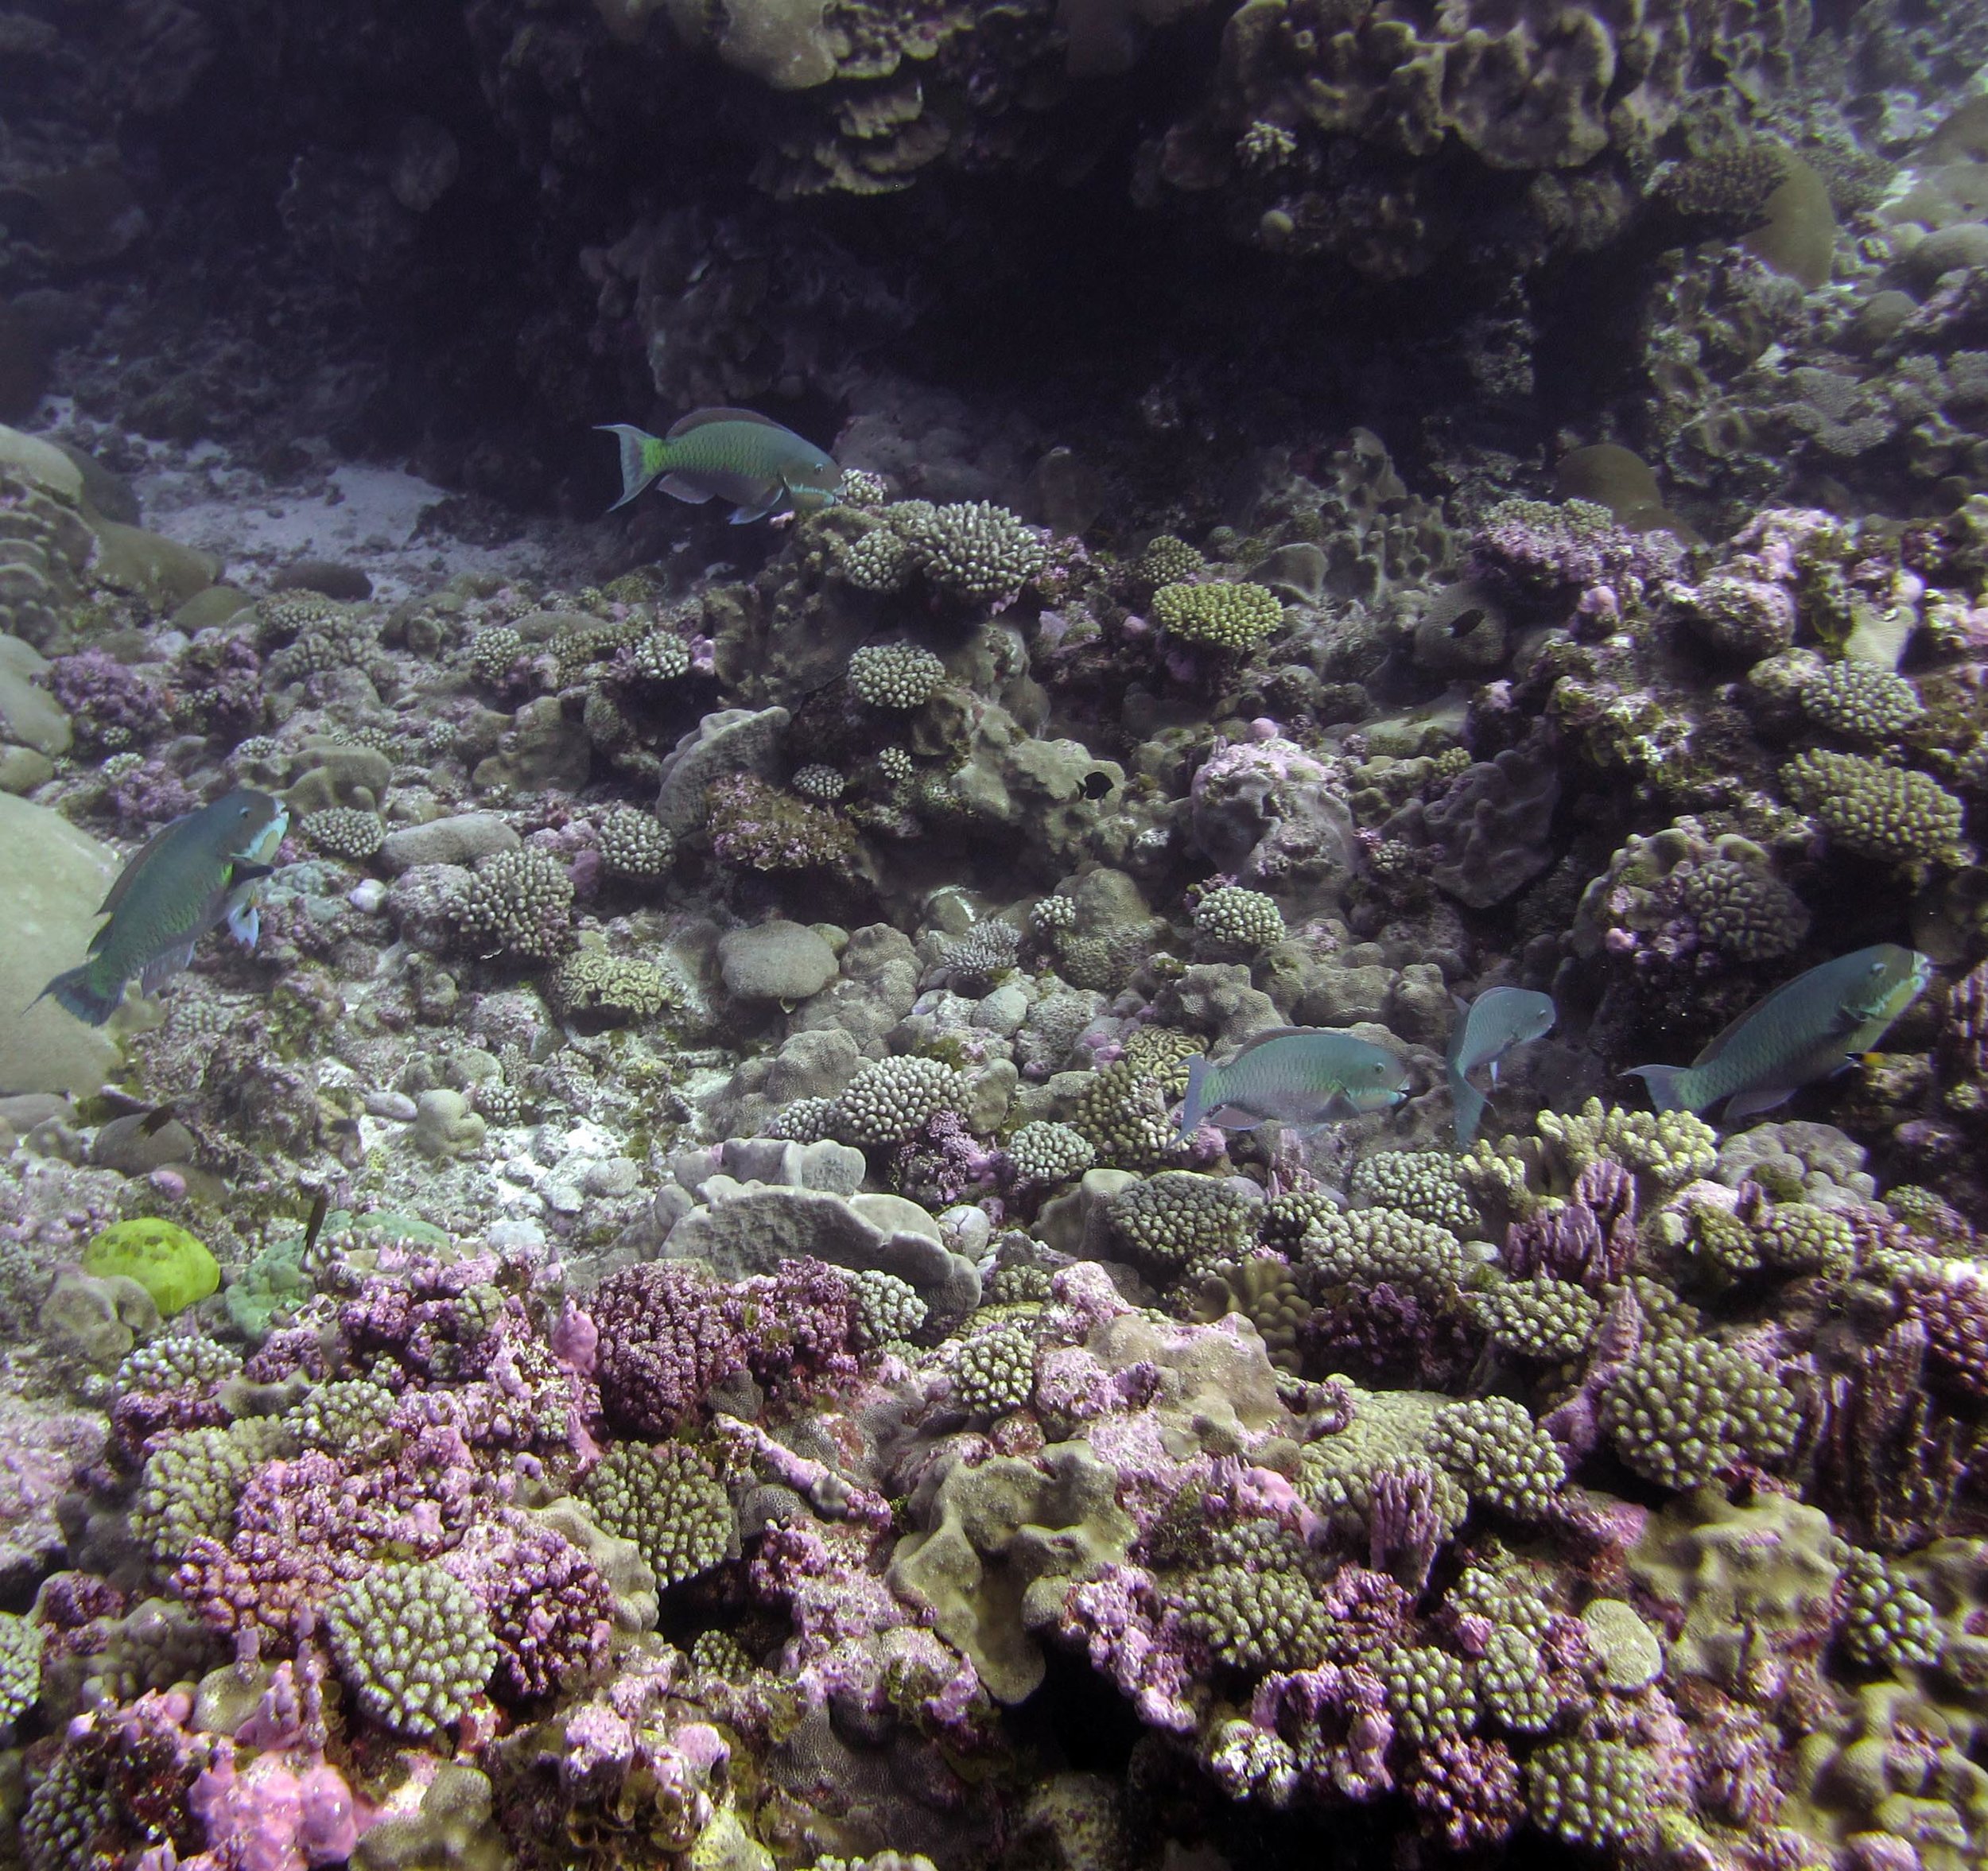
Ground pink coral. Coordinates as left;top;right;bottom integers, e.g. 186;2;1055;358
591;1260;747;1436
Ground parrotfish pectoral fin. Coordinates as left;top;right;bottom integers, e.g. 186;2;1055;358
596;425;664;513
1722;1083;1797;1122
227;902;261;948
1625;1064;1695;1113
1452;1079;1489;1151
138;939;200;997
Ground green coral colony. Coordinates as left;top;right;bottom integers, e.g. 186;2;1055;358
7;6;1988;1871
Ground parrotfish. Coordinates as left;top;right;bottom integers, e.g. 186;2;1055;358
35;790;288;1026
1446;985;1556;1148
1625;943;1932;1120
597;407;841;523
1178;1027;1411;1138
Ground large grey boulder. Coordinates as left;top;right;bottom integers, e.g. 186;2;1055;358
378;813;519;872
665;1180;979;1319
718;920;838;1003
0;793;122;1095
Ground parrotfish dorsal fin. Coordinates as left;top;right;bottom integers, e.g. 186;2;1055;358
1217;1025;1316;1066
666;406;795;438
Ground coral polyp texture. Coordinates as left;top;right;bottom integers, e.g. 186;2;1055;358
7;5;1988;1867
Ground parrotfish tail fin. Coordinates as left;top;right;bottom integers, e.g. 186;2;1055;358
33;965;122;1027
1178;1055;1209;1140
1625;1064;1694;1114
596;425;666;513
1452;1077;1489;1151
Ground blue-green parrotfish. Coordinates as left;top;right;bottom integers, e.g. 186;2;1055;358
35;790;288;1026
596;407;841;523
1177;1027;1411;1138
1446;986;1555;1148
1625;943;1932;1120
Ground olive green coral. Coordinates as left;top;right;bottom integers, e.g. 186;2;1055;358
302;806;386;861
848;642;945;710
1349;1151;1481;1236
115;1333;242;1397
1678;853;1811;962
596;805;676;879
1526;1739;1660;1848
455;848;575;964
1134;534;1204;587
832;1054;962;1144
1303;1207;1473;1295
1463;1275;1599;1361
1476;1625;1559;1734
1066;1049;1196;1170
548;949;676;1023
1598;1333;1800;1488
845;499;1046;604
0;1610;42;1725
1839;1547;1943;1670
283;1378;401;1461
324;1561;497;1740
1151;580;1283;651
1537;1098;1718;1195
939;1317;1038;1419
1798;662;1924;740
581;1444;735;1592
131;1422;282;1560
1191;885;1285;954
1109;1170;1258;1272
1178;1563;1329;1674
1424;1396;1567;1518
467;626;526;688
1781;749;1967;864
846;1268;926;1350
1378;1644;1477;1745
1005;1120;1095;1186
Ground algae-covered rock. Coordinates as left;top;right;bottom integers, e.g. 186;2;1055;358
887;1441;1134;1703
39;1267;161;1366
0;635;70;755
0;792;122;1096
664;1180;980;1318
81;1219;220;1317
88;519;217;608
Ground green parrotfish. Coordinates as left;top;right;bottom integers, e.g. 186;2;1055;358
1177;1027;1411;1139
1625;943;1932;1120
1446;985;1555;1148
597;407;841;523
35;789;287;1026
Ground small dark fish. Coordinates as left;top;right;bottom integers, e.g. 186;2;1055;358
1446;986;1555;1148
1626;944;1931;1120
301;1188;330;1264
597;407;840;523
1178;1027;1411;1138
35;790;286;1026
